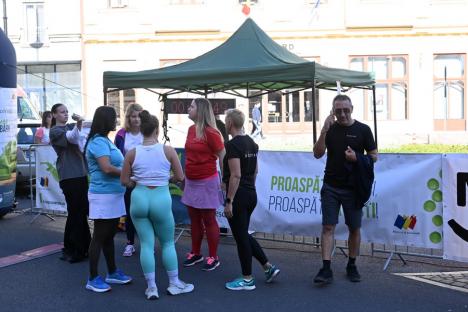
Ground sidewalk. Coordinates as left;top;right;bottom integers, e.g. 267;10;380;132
1;204;468;312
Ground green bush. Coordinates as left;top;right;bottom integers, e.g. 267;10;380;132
380;144;468;153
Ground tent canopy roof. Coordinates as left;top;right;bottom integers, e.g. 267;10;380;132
103;18;374;96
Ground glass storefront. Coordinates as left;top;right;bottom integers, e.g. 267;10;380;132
17;62;82;115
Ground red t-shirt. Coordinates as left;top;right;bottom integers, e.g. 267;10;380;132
185;125;224;180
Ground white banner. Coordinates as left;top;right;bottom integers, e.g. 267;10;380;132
249;152;443;249
35;145;67;212
442;154;468;262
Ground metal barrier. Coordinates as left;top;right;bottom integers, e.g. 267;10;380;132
19;144;446;269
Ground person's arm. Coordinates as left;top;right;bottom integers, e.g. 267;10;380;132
166;146;184;182
313;113;335;159
217;148;226;178
66;125;81;145
97;156;121;177
367;149;378;163
34;128;43;144
224;157;241;219
121;149;136;187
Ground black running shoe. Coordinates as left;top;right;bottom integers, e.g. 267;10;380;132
346;264;361;282
313;268;333;284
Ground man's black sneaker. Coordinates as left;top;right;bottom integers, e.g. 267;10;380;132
313;268;333;284
346;264;361;282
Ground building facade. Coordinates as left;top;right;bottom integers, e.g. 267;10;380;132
5;0;468;146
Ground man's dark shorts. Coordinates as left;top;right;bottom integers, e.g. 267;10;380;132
320;182;362;230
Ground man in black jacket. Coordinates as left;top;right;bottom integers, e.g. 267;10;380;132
313;94;378;284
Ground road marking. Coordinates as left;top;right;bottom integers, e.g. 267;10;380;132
0;243;63;268
394;271;468;294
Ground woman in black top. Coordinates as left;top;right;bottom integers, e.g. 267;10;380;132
222;109;280;291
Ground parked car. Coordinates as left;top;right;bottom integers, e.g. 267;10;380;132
16;86;41;186
16;122;40;185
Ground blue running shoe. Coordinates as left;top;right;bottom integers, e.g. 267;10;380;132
86;276;111;293
265;265;280;283
225;277;256;291
105;269;132;284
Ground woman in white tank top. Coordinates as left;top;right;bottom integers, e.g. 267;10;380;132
121;110;194;300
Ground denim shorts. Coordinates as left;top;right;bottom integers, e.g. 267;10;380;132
320;182;362;230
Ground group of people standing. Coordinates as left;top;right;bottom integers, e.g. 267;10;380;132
46;93;376;298
47;97;281;299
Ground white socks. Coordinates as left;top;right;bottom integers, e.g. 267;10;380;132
167;269;181;285
144;272;156;288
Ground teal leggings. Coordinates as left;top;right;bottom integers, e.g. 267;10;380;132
130;185;178;273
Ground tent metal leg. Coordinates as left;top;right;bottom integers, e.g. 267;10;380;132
383;251;407;271
30;211;55;224
174;227;185;243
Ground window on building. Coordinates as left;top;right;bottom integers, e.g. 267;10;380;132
17;62;82;115
24;2;46;47
433;54;465;130
108;0;128;8
349;55;408;120
107;89;136;125
267;91;282;123
285;91;300;122
304;91;319;122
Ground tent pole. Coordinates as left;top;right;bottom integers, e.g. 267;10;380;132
372;85;378;149
162;94;170;143
312;80;317;144
103;87;108;105
204;86;208;98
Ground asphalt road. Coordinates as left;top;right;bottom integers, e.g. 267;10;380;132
1;203;468;312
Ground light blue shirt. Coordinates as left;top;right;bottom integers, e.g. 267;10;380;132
86;135;125;194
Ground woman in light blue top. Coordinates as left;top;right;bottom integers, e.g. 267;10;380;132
84;106;132;293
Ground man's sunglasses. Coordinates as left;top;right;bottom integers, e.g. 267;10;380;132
334;108;351;115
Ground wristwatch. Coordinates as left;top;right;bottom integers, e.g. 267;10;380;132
224;197;232;206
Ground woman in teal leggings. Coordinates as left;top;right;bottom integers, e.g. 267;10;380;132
121;110;194;300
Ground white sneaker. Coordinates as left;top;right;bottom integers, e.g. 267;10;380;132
167;280;194;295
123;244;135;257
145;287;159;300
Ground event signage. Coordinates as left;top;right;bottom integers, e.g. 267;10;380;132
33;148;467;262
443;154;468;262
35;145;67;212
165;99;235;115
250;152;443;249
0;29;17;213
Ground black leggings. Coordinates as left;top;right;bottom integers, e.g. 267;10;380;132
59;177;91;258
227;187;268;276
88;218;119;279
124;187;136;244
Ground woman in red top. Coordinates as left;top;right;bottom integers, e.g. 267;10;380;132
181;98;225;271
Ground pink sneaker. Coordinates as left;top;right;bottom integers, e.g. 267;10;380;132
183;253;203;267
202;256;220;271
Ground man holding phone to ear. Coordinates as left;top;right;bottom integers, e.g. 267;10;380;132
313;94;378;284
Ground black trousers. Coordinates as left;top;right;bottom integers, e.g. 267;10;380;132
124;187;136;244
59;176;91;258
89;218;119;279
227;187;268;276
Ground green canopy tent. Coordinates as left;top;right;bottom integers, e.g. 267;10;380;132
103;18;376;144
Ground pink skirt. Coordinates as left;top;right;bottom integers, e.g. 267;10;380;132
181;174;223;209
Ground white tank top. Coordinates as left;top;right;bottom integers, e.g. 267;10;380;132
132;143;171;186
